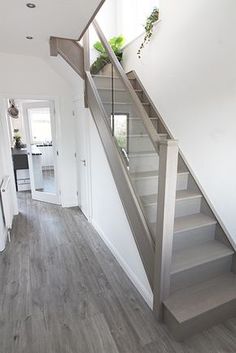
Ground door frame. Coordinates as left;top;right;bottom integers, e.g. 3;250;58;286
22;100;60;204
2;95;62;205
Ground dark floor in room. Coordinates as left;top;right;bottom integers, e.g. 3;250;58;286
0;192;236;353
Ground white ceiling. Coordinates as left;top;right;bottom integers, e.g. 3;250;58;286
0;0;103;57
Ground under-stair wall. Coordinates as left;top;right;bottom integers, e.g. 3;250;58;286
88;112;153;305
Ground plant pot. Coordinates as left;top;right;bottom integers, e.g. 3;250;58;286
97;63;113;76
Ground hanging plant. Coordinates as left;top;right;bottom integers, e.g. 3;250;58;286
90;36;125;75
137;7;159;58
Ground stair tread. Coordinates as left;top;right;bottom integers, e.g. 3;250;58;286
103;101;132;105
127;116;158;120
131;170;158;179
171;240;234;275
128;150;156;157
174;213;217;233
164;272;236;323
97;87;126;91
102;101;150;106
141;190;202;206
131;170;189;180
92;75;121;79
126;133;167;138
176;190;202;201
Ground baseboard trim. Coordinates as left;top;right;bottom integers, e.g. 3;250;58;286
91;219;153;309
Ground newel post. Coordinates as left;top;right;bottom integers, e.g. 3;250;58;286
153;139;178;320
50;37;59;57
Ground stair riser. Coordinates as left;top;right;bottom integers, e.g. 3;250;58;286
128;136;155;153
170;256;233;293
143;197;202;223
173;224;216;251
98;89;132;102
132;173;189;197
143;104;151;115
175;197;202;218
135;90;145;101
93;76;125;90
128;119;159;135
129;154;159;173
164;299;236;341
104;103;139;117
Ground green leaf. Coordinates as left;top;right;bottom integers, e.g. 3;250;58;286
91;35;125;73
93;41;105;54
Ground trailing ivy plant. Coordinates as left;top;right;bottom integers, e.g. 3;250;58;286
137;7;159;58
90;36;125;75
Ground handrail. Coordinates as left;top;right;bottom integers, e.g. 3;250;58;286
92;20;162;152
86;70;155;288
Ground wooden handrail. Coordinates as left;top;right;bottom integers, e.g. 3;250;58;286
92;19;162;152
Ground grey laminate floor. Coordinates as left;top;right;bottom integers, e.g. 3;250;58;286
1;192;236;353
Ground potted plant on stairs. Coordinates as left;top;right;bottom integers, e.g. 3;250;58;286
90;36;125;75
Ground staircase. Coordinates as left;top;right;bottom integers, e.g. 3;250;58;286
50;20;236;341
92;68;236;339
126;70;236;339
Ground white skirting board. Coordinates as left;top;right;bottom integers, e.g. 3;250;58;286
91;219;153;309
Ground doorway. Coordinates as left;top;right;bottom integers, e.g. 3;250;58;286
23;101;59;204
9;99;60;205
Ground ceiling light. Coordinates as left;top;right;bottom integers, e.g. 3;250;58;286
26;3;36;8
26;36;33;40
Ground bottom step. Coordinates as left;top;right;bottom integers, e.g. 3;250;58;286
164;272;236;341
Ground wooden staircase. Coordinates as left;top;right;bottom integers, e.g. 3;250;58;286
92;70;236;339
126;70;236;340
50;21;236;340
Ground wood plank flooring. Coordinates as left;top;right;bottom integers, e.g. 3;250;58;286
0;192;236;353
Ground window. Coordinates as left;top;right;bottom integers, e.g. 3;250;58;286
28;107;52;144
111;113;128;151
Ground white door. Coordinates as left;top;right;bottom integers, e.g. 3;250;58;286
75;103;91;219
23;101;60;204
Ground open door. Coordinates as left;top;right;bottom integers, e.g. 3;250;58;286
23;101;60;204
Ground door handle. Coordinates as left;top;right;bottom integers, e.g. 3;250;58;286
80;159;86;166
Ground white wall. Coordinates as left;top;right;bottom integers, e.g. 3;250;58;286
123;0;236;243
117;0;160;45
88;113;153;306
0;52;78;208
96;0;118;39
95;0;160;47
